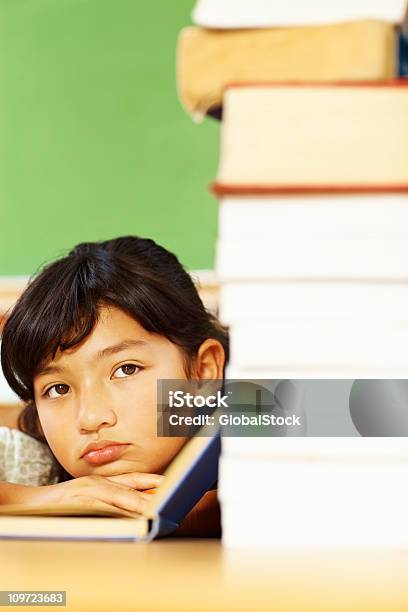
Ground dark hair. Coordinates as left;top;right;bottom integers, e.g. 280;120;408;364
1;236;229;480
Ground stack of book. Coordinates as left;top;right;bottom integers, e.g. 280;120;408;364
178;0;408;120
177;0;408;548
219;436;408;548
215;81;408;378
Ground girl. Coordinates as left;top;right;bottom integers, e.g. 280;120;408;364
0;236;229;535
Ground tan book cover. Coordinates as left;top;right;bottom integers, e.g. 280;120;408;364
177;21;396;119
214;82;408;190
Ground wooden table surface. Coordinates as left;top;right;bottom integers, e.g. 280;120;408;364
0;538;407;611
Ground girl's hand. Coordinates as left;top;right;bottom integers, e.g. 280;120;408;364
9;472;163;515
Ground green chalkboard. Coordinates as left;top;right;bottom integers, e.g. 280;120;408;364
0;0;219;275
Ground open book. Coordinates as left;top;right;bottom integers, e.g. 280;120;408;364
0;426;220;542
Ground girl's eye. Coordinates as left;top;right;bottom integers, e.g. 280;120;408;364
113;364;140;379
46;384;70;399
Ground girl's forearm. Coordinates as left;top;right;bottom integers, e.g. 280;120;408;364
0;482;36;505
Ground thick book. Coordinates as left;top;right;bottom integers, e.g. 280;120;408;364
219;282;408;325
0;426;221;541
226;321;408;370
216;234;408;281
192;0;408;28
220;436;408;460
220;462;408;548
219;425;408;548
218;194;408;241
220;459;408;504
220;437;408;548
225;364;408;378
214;83;408;191
177;22;397;119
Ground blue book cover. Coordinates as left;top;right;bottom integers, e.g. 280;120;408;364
399;31;408;77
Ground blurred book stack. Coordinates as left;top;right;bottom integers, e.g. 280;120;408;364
219;436;408;548
177;0;408;548
179;0;408;119
215;83;408;379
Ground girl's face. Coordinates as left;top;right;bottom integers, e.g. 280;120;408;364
33;305;198;477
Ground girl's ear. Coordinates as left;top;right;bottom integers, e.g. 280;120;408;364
194;338;225;380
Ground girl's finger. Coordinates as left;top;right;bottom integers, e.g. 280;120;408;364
106;472;164;489
71;495;134;513
73;496;138;517
93;483;150;514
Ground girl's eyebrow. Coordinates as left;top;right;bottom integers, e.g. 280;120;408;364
37;341;149;378
37;365;64;377
97;339;149;358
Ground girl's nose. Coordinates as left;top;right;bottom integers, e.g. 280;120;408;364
76;392;117;433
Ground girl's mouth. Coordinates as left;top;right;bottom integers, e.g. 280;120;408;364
81;443;130;466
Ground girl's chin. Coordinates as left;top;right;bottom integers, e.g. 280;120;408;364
81;459;150;477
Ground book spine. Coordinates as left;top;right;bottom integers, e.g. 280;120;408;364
146;517;181;541
152;433;221;535
400;31;408;76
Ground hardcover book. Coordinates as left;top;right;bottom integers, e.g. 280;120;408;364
178;22;397;118
0;424;221;541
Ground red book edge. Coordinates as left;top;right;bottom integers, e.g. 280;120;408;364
211;183;408;197
223;79;408;91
